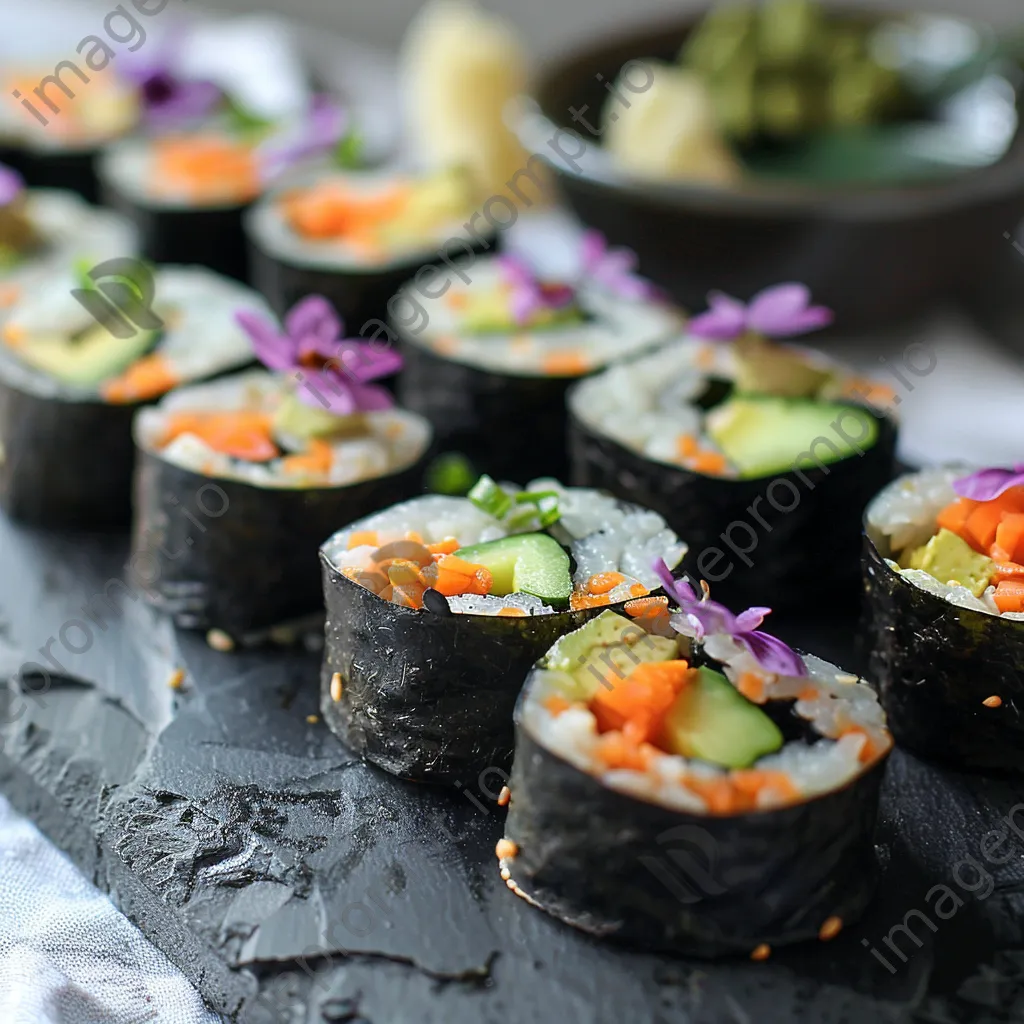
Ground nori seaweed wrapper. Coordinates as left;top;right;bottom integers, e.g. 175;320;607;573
396;333;577;483
2;147;101;204
568;402;898;610
502;692;888;957
132;448;427;638
0;353;138;529
863;534;1024;774
100;178;250;283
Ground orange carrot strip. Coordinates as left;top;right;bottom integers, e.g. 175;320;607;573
587;572;626;596
160;410;277;462
427;537;460;556
995;513;1024;566
541;351;589;377
936;498;975;537
676;434;699;459
994;581;1024;614
737;672;766;703
624;596;669;617
693;451;728;476
590;660;694;743
102;354;179;404
281;439;334;477
544;696;572;717
348;530;379;549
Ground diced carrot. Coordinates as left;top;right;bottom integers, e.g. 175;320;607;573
686;776;742;815
405;531;424;544
348;530;379;550
995;514;1024;565
593;731;658;772
736;672;767;703
624;596;669;618
2;322;23;346
155;136;259;202
281;183;410;241
544;696;572;717
936;498;976;536
629;582;649;598
965;501;1007;554
731;770;799;802
798;685;820;701
102;354;179;404
0;283;21;309
446;292;469;311
994;562;1024;583
994;581;1024;614
497;607;527;617
693;451;728;476
541;351;589;377
570;592;611;611
587;572;626;595
427;537;460;556
839;726;884;764
676;434;699;459
159;410;277;462
1001;486;1024;513
590;660;695;743
426;554;493;596
281;439;334;477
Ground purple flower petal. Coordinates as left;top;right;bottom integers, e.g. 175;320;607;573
953;465;1024;502
688;291;747;341
330;341;403;383
735;607;770;633
737;631;808;678
747;283;833;337
0;163;24;205
285;295;341;348
652;558;700;605
257;94;347;183
579;229;608;274
579;230;655;301
234;310;295;372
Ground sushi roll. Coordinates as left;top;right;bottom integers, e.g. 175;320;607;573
569;283;898;607
395;232;683;482
132;296;431;640
99;94;351;283
245;164;492;325
0;163;136;290
864;464;1024;773
499;562;892;956
0;265;267;529
319;476;687;782
0;66;139;202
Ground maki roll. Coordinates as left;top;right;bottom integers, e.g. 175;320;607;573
0;265;266;529
864;464;1024;773
569;283;898;607
99;93;351;283
319;476;687;782
0;66;139;201
395;232;683;482
132;296;431;641
245;165;490;324
500;563;892;956
0;163;135;290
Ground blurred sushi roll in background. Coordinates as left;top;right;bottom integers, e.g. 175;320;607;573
131;295;431;641
500;563;892;956
246;165;492;328
569;283;899;608
395;231;683;483
864;464;1024;773
0;263;268;529
319;475;687;782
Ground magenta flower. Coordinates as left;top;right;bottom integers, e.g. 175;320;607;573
579;230;658;301
954;465;1024;502
497;254;575;326
235;295;402;414
688;283;834;341
257;95;348;184
653;559;808;678
0;163;24;205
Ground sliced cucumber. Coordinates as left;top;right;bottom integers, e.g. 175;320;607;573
16;322;158;387
455;533;572;608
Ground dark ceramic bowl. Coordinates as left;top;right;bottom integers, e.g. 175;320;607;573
515;11;1024;330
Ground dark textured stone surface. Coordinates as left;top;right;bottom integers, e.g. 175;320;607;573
2;511;1024;1023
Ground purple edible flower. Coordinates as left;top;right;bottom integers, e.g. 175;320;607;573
257;95;347;184
497;254;575;326
689;283;834;341
0;163;24;206
653;559;808;678
235;295;402;414
579;230;658;301
953;464;1024;502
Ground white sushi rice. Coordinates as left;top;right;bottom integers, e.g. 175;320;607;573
322;482;688;616
0;265;268;396
245;168;481;272
397;256;684;376
866;466;1024;620
135;369;431;489
521;620;892;814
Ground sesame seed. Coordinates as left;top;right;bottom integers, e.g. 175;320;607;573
819;916;843;941
835;674;859;685
497;786;511;807
495;838;518;860
306;714;319;725
330;672;343;702
750;944;771;961
206;629;235;653
983;695;1003;708
167;668;185;691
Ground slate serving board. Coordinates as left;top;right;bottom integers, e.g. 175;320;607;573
1;512;1023;1024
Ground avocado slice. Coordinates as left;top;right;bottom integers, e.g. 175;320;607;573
706;394;878;478
905;528;997;598
543;610;679;700
272;392;368;440
733;335;834;399
456;533;572;608
15;322;158;387
460;288;582;335
660;666;784;769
